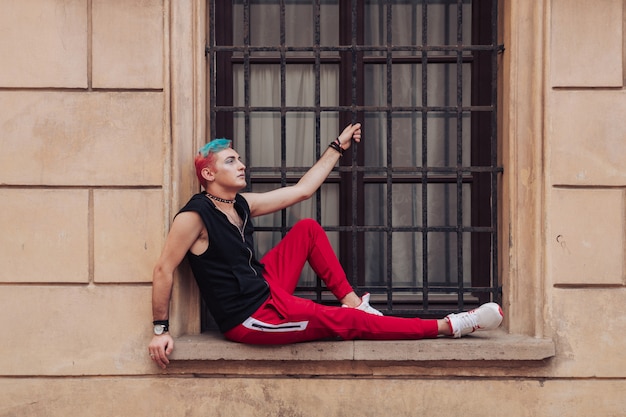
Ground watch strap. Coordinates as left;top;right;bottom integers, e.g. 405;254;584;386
153;320;169;334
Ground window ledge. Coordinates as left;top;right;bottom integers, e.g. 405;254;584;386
170;330;555;362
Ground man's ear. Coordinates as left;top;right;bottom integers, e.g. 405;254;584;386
201;167;215;183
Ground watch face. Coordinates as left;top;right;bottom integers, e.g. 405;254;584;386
154;324;164;335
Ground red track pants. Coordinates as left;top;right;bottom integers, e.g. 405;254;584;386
224;219;439;344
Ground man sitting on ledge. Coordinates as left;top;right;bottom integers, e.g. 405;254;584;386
148;123;503;369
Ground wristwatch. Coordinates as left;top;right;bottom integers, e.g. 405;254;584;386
153;320;169;335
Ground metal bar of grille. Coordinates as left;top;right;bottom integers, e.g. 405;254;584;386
491;0;502;304
279;0;288;233
313;0;323;303
385;0;393;312
421;0;430;312
456;0;465;309
213;105;493;112
243;0;251;201
443;0;452;297
208;0;216;137
410;0;420;309
350;0;359;295
212;45;498;53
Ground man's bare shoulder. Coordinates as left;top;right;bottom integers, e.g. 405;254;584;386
171;210;204;233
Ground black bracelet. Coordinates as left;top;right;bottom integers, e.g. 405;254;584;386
153;320;169;326
329;139;344;156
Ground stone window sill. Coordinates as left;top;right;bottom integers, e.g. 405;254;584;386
170;330;555;362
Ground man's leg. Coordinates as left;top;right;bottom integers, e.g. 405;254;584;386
224;291;503;344
224;288;440;345
260;218;354;300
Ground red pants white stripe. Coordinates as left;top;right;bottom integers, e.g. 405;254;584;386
224;219;439;344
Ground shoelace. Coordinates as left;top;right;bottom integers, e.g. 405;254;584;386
451;310;480;335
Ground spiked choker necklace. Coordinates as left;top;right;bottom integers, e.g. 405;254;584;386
206;192;235;204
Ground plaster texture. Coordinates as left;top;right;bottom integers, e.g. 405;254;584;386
0;1;625;416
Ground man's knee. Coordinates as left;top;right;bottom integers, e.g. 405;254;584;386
293;218;322;233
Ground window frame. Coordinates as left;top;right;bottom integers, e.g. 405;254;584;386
166;0;552;346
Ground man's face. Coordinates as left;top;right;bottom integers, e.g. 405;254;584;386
211;148;247;189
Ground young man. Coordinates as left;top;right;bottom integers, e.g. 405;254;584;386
148;124;503;369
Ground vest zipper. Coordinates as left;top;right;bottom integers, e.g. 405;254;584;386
241;212;257;276
211;199;260;278
239;211;247;242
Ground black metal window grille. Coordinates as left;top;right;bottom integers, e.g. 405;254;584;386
206;0;503;325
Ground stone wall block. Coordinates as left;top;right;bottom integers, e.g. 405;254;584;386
0;0;88;88
94;189;164;283
548;90;626;186
550;289;626;377
92;0;164;89
1;286;153;376
1;377;625;417
549;188;624;286
551;0;623;87
0;91;164;186
0;189;89;283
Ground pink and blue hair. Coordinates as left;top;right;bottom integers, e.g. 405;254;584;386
195;138;232;188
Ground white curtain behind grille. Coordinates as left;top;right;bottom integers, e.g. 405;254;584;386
362;1;473;288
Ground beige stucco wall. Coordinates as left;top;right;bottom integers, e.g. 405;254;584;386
0;0;624;416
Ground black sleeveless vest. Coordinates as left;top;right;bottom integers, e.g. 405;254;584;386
177;193;269;332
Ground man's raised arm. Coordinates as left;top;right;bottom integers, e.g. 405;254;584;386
243;123;361;217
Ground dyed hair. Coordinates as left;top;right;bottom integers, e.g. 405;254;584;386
194;138;232;188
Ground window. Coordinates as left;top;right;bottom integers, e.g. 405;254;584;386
205;0;502;329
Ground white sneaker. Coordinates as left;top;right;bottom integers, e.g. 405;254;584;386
445;302;503;338
342;293;383;316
